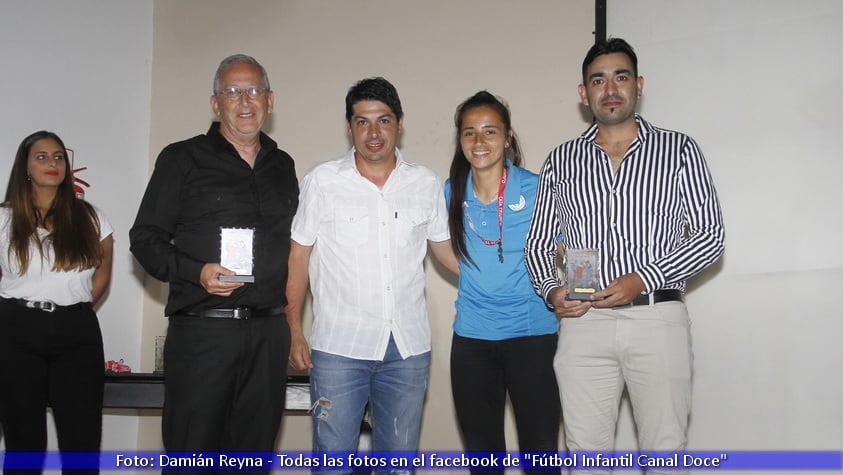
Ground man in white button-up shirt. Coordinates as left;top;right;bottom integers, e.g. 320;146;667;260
286;77;458;470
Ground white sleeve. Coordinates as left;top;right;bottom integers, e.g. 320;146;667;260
93;205;114;240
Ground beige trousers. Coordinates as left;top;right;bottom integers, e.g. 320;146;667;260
555;301;693;475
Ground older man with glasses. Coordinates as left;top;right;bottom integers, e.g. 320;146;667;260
130;54;298;468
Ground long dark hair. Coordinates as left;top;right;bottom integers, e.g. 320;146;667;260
448;91;523;267
4;131;102;274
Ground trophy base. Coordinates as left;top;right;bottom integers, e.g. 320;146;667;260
567;288;597;301
219;275;255;283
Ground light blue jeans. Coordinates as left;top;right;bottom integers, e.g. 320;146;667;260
310;334;430;474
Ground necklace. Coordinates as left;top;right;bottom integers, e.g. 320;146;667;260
463;167;507;263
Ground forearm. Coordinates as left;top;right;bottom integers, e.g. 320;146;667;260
285;240;313;369
642;222;725;290
642;142;725;290
129;225;204;283
525;166;564;300
525;247;562;301
429;239;460;276
284;240;312;336
91;235;114;305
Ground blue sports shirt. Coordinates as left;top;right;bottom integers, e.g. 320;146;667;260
445;162;558;340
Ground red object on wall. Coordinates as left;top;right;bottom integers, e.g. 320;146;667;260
66;148;91;199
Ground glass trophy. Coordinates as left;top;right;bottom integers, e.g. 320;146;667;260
219;227;255;283
565;248;601;300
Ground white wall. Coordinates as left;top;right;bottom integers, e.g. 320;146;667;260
0;0;152;452
607;0;843;471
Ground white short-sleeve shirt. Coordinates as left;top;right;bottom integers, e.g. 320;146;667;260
0;205;113;305
291;148;449;360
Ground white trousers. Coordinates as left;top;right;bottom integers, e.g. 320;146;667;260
555;301;692;475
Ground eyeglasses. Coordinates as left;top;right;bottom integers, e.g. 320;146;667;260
215;86;269;101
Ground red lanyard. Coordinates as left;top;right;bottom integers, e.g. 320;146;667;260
464;167;507;263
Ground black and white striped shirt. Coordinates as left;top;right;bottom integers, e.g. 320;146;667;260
525;114;725;301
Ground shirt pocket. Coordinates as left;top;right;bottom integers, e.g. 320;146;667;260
182;189;242;222
396;207;429;247
333;206;369;246
260;186;298;220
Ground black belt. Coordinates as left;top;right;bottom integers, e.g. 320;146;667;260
1;297;91;313
612;289;684;309
178;306;285;320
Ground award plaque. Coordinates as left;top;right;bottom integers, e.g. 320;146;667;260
565;248;601;300
219;227;255;283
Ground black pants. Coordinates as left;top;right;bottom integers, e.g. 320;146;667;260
0;300;104;475
451;332;561;475
162;314;290;474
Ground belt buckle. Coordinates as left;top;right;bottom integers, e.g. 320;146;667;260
231;306;252;320
27;301;56;312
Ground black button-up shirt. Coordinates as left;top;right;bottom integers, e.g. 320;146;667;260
130;122;298;316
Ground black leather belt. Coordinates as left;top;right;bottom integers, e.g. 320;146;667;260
612;289;684;309
1;297;91;313
179;306;285;320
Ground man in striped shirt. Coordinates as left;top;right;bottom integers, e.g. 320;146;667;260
525;38;724;473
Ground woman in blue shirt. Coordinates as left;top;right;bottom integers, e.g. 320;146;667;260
445;91;560;474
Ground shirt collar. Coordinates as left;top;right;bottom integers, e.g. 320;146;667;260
341;147;409;176
581;113;654;144
206;121;277;161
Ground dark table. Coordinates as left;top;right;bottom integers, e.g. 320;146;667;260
103;372;310;410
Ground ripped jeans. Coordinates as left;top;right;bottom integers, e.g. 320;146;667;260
310;334;430;474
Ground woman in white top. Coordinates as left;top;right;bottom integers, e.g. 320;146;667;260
0;131;113;475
